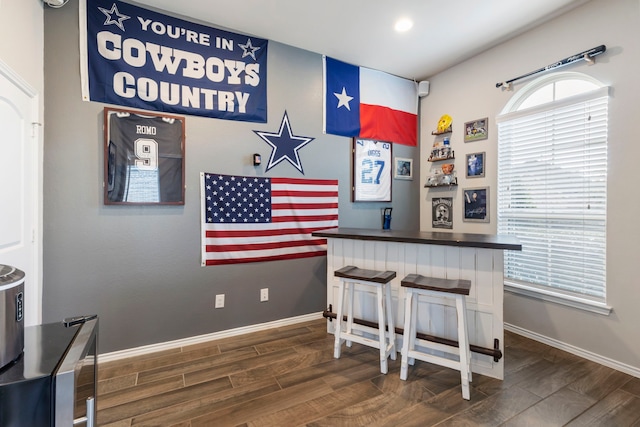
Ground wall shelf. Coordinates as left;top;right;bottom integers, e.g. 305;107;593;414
428;154;455;162
431;126;452;135
424;183;458;188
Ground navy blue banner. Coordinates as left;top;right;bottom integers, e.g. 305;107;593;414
81;0;268;122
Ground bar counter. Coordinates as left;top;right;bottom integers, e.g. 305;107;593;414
312;227;521;380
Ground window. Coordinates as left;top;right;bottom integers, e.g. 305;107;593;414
496;72;609;314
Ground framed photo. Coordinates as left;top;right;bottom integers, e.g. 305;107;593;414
466;152;485;178
394;157;413;180
104;107;185;205
463;187;489;222
464;118;488;142
432;197;453;229
352;138;392;202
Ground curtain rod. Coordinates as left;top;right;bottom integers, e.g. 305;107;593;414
496;45;606;90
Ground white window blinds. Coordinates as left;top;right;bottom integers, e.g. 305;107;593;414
496;87;608;302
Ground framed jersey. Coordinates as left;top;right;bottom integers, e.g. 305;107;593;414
352;138;392;202
104;107;185;205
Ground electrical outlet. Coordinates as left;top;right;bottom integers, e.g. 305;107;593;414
215;294;225;308
260;288;269;302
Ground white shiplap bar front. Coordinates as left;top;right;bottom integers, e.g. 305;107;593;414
313;228;522;380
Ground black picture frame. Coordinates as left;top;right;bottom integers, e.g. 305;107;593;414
104;107;185;205
463;187;489;222
432;197;453;229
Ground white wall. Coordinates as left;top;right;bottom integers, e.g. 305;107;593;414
0;0;43;90
420;0;640;375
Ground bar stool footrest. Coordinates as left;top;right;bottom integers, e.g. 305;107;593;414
405;349;463;372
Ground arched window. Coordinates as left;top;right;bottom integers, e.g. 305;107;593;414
496;72;609;313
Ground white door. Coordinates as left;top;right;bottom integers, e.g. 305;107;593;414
0;62;41;326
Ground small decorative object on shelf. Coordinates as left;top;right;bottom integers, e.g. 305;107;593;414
441;163;454;174
424;171;457;188
428;146;454;162
432;114;452;135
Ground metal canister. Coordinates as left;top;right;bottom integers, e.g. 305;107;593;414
0;264;25;369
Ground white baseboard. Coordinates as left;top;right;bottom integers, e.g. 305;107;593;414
504;323;640;379
99;312;325;364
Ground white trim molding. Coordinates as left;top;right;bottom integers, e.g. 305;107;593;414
0;58;38;97
99;312;324;363
505;282;612;316
505;323;640;379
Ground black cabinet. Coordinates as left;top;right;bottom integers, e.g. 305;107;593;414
0;319;98;427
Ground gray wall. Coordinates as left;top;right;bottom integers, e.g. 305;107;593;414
419;0;640;373
43;2;420;353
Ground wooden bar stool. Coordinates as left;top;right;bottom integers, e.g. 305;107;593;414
399;274;473;400
333;265;397;374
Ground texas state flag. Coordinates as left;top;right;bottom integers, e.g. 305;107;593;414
323;56;418;146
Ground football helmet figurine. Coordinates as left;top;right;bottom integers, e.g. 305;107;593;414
436;114;452;133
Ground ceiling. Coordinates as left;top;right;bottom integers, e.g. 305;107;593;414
135;0;590;81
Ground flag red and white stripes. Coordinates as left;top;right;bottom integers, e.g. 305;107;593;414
201;173;338;265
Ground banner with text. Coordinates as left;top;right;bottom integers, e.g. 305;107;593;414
80;0;268;122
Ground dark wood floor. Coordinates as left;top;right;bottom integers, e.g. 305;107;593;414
96;318;640;426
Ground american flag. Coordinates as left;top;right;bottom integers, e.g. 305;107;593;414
201;173;339;265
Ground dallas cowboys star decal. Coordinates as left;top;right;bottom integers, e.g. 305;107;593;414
254;111;314;174
98;3;130;31
238;38;261;61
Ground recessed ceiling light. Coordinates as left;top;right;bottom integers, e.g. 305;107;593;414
394;18;413;33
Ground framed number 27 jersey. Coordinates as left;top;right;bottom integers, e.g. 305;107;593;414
104;107;185;205
352;138;392;202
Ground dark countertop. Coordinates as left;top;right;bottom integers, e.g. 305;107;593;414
0;322;79;384
312;227;522;251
